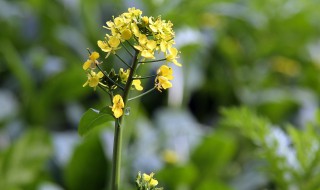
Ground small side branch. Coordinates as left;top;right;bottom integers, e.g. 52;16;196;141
98;84;111;96
128;86;156;101
132;75;157;80
138;58;166;64
121;42;134;57
115;54;132;69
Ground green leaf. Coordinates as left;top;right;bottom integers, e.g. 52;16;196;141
64;131;111;190
78;108;114;136
191;131;236;178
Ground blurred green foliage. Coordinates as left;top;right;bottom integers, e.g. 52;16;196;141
0;129;52;190
1;0;320;189
64;130;110;190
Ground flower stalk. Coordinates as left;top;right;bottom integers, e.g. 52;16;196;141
111;50;139;190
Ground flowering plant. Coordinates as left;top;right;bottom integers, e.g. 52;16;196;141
79;7;181;190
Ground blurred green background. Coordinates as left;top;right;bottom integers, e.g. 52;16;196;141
1;0;320;189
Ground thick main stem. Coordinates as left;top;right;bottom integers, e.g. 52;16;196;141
110;119;122;190
110;50;139;190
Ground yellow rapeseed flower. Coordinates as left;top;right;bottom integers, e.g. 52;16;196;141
108;36;121;48
162;149;178;164
142;173;158;187
128;7;142;16
158;65;173;80
138;34;148;45
160;40;174;52
119;68;130;83
146;40;157;50
83;51;100;70
97;7;180;64
132;79;143;91
97;35;121;58
130;23;140;37
97;40;112;52
166;47;182;67
155;65;173;91
83;71;104;90
149;178;158;187
114;17;125;29
142;173;152;181
90;51;99;60
134;35;157;59
149;18;163;33
141;16;149;25
157;76;172;90
112;94;124;118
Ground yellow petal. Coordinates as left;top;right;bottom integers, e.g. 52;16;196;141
160;41;167;52
83;60;91;70
97;71;104;78
132;79;143;91
173;60;182;67
169;47;178;57
121;29;132;40
141;50;155;59
142;16;149;25
138;34;148;45
150;25;157;33
108;36;120;48
131;23;140;37
106;21;114;28
143;174;151;181
98;40;112;52
89;51;100;61
158;76;172;89
146;40;157;50
113;108;123;118
114;17;124;28
158;65;174;79
166;54;174;62
113;95;124;107
120;68;130;82
150;179;158;187
89;77;99;87
112;94;124;118
134;45;143;51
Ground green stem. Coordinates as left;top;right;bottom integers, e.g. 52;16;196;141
138;58;166;64
122;50;140;104
110;50;140;190
110;118;122;190
128;86;156;101
132;74;157;80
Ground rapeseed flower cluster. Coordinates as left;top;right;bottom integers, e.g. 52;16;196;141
82;7;181;118
136;172;163;190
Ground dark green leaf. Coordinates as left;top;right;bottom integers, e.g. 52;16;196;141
78;108;114;136
64;131;111;190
